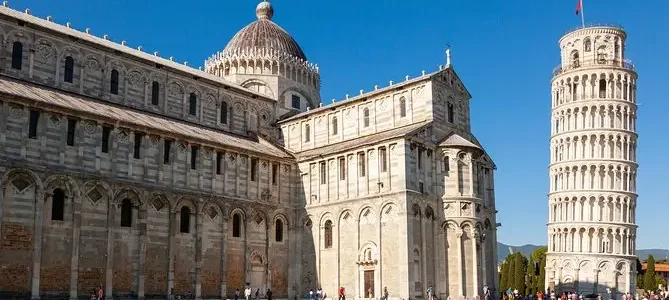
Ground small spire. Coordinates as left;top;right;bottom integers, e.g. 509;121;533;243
446;44;452;66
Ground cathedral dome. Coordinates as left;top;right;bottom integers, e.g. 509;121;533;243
221;1;307;61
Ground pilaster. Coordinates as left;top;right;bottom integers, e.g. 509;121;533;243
195;211;203;300
220;216;229;299
69;195;82;300
30;191;46;300
104;198;115;300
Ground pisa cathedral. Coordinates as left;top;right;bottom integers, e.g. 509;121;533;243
546;25;638;297
0;1;499;299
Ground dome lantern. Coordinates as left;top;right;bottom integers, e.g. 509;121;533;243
256;1;274;20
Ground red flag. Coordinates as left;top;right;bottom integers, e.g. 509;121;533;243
575;0;582;15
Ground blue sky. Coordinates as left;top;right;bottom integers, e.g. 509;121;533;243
13;0;668;249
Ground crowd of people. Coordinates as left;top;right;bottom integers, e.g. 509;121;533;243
500;288;669;300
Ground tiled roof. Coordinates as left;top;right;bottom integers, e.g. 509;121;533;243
278;72;439;123
643;263;669;273
296;122;429;161
439;132;482;150
0;5;270;100
0;76;291;159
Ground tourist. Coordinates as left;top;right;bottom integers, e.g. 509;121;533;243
339;286;345;300
235;289;240;300
309;289;314;300
97;286;103;300
256;288;260;300
245;285;252;300
427;286;434;300
383;286;389;300
267;289;273;300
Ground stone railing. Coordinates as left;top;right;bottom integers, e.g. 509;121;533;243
552;59;635;77
562;23;625;36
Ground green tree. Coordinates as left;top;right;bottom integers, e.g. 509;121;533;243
643;255;656;291
500;260;509;291
531;247;548;294
637;258;645;289
513;253;528;293
508;256;516;290
538;255;546;293
526;257;536;295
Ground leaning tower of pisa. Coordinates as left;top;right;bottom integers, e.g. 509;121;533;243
546;25;638;297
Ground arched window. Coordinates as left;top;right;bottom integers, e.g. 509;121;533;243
110;69;119;95
597;46;607;63
571;50;580;68
232;213;242;237
324;220;333;249
189;93;197;116
151;81;160;105
614;40;620;60
304;124;311;142
51;188;65;221
229;106;234;127
599;78;606;99
399;97;407;117
64;56;75;83
275;219;284;242
362;108;370;127
11;41;22;70
120;199;132;227
220;102;228;124
447;103;454;123
180;206;191;233
443;156;450;173
331;116;338;135
584;38;592;52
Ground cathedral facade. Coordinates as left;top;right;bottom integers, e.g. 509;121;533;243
0;2;498;300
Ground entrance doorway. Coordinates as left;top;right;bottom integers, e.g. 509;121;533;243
364;270;375;298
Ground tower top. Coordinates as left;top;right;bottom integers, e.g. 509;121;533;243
256;0;274;20
559;24;626;46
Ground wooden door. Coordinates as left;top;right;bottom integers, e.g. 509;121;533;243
364;270;374;298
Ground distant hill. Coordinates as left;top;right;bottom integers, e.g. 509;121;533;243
496;242;669;264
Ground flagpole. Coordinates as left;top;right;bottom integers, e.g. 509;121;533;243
580;0;585;28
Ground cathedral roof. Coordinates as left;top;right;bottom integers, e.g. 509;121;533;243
438;133;482;151
296;122;429;161
0;75;292;159
221;1;307;61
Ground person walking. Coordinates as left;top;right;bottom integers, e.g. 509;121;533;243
383;287;389;300
234;289;240;300
338;286;345;300
245;285;252;300
267;289;273;300
427;286;434;300
97;286;104;300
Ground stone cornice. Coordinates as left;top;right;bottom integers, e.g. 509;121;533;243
548;158;638;169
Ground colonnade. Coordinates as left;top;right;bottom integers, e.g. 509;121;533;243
548;226;636;256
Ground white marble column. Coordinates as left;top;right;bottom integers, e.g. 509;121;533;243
472;231;479;297
456;230;464;297
481;235;487;289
